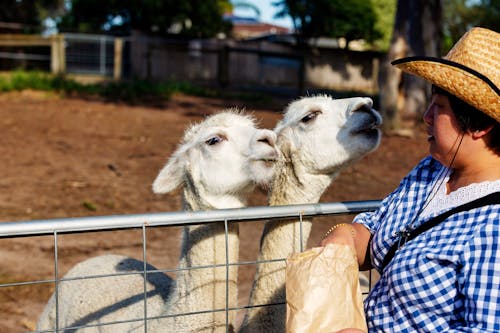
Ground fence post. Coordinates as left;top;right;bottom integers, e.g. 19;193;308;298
146;42;152;79
114;37;124;80
298;54;305;95
218;45;229;87
50;34;65;74
50;35;57;73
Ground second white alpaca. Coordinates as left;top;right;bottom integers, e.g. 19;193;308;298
36;111;278;333
240;95;382;332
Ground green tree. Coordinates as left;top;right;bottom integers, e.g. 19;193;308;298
371;0;397;51
273;0;382;48
178;0;233;38
0;0;64;33
57;0;232;38
443;0;499;51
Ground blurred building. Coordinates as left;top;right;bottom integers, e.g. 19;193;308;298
224;14;290;40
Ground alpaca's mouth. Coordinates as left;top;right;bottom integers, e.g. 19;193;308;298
263;160;275;168
356;120;381;134
252;149;279;167
352;107;382;135
255;158;277;168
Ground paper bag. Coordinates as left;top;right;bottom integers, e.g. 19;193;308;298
285;243;367;333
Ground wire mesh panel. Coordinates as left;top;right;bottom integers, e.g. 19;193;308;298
0;200;379;333
63;33;129;77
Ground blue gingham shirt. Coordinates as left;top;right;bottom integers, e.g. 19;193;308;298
355;156;500;332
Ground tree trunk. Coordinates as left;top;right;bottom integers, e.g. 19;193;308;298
379;0;442;133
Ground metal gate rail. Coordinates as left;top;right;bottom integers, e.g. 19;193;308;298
0;200;380;333
0;200;380;237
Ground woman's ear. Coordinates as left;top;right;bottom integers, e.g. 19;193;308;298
471;125;494;140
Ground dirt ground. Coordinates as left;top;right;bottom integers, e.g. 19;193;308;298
0;90;428;332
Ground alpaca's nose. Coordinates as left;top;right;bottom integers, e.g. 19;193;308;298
255;129;277;148
350;98;373;114
350;98;382;125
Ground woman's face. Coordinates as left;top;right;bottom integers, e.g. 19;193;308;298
423;93;464;165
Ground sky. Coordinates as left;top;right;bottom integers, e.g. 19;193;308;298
232;0;294;29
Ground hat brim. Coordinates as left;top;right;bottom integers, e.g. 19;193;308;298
392;56;500;123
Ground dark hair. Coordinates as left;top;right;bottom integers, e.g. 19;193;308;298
432;85;500;155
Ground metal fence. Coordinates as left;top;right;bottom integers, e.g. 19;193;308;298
64;33;129;78
0;33;129;78
0;200;380;333
0;33;380;96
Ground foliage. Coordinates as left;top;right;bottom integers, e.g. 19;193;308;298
0;71;269;104
273;0;383;48
371;0;397;51
0;71;174;101
0;0;63;33
0;71;91;94
57;0;232;38
177;0;233;38
443;0;500;51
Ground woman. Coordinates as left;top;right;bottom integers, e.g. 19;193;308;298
321;27;500;332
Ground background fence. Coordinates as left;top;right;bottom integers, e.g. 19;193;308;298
0;34;127;79
64;33;129;79
0;33;381;95
0;200;379;332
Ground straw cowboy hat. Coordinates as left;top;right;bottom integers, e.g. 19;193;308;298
392;27;500;123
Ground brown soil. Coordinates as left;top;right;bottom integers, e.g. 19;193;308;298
0;90;428;332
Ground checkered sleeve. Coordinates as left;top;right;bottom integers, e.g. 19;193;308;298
353;175;410;232
353;156;435;232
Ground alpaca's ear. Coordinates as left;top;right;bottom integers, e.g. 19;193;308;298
152;153;185;194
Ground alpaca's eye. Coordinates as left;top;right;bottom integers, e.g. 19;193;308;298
301;110;321;123
205;135;224;146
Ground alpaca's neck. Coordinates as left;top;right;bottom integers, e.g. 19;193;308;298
240;160;338;333
178;184;244;271
182;180;247;211
158;184;242;332
269;159;335;205
264;158;336;253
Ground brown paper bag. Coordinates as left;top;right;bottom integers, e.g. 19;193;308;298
285;243;367;333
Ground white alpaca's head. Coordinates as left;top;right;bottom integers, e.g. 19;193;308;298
274;95;382;176
152;110;278;206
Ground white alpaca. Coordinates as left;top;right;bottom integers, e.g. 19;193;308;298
239;95;382;333
37;111;278;333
